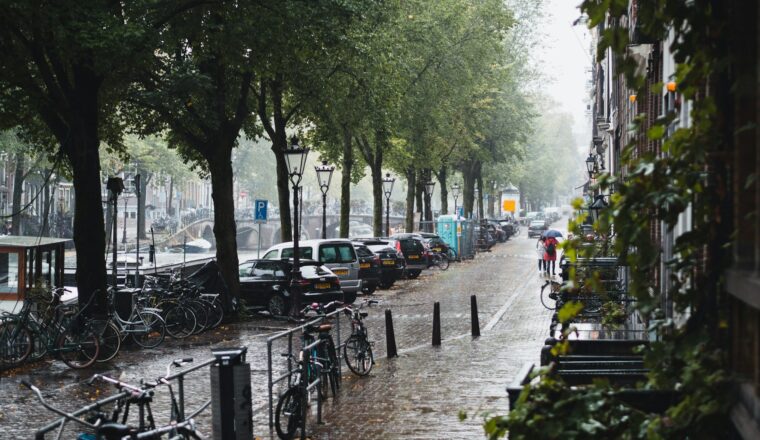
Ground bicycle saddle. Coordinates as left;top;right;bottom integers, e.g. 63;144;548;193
360;312;368;318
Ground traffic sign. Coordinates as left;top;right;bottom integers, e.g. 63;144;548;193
254;200;268;224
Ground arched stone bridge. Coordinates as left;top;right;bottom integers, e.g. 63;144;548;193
161;213;406;250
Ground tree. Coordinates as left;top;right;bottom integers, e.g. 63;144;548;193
0;1;172;310
125;2;257;301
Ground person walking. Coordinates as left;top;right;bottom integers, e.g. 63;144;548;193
544;235;559;276
536;236;546;274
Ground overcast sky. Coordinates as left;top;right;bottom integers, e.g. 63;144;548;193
533;0;592;148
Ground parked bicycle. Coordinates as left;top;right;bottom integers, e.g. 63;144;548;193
426;250;450;271
0;287;100;369
23;357;205;439
301;302;342;399
342;298;378;376
275;340;325;440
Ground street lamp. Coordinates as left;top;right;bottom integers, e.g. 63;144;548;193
423;181;435;232
283;135;309;316
588;194;609;223
382;173;395;237
451;183;461;218
315;160;334;239
585;153;597;179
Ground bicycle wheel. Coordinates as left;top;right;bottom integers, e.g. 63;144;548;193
187;301;208;334
57;326;100;369
343;335;373;376
540;282;558;311
96;321;122;363
275;386;307;440
203;297;224;328
131;310;166;349
437;254;449;270
325;336;340;392
164;305;196;339
0;320;33;367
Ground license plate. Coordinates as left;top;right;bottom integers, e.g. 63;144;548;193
432;247;441;252
360;263;370;269
409;255;420;260
382;260;395;266
333;269;348;276
315;282;331;289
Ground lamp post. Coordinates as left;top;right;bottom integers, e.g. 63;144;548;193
585;153;597;179
451;183;461;218
284;136;310;316
382;173;395;237
315;160;334;239
588;194;609;223
423;180;435;232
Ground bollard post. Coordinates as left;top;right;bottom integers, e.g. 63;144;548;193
471;295;481;337
432;302;441;346
385;309;398;358
210;347;252;440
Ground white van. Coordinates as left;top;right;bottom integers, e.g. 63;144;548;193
262;239;362;303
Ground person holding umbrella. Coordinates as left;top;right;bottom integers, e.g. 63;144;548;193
542;229;562;276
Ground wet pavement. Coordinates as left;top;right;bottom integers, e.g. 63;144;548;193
1;226;555;439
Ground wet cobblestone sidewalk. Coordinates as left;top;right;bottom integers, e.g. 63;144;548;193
0;230;552;439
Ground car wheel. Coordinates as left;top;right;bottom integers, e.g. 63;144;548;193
267;294;288;317
362;284;377;295
378;278;394;289
406;269;421;279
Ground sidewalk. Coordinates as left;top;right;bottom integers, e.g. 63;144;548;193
257;232;553;439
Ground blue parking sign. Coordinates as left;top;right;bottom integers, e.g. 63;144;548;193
254;200;268;224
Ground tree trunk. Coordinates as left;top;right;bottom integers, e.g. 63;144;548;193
68;134;108;316
167;177;174;216
208;148;240;301
462;167;475;218
11;153;24;235
340;125;353;238
405;168;415;232
437;166;448;215
423;169;433;223
476;174;484;219
137;172;151;240
41;177;51;236
371;160;383;237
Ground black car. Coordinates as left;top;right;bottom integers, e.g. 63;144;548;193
238;259;343;316
353;238;405;289
389;233;428;278
352;242;382;295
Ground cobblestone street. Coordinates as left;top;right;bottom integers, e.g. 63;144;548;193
0;228;554;439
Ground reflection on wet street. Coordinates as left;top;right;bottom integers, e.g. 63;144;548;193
1;229;552;439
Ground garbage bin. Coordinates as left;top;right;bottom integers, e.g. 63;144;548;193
210;347;252;440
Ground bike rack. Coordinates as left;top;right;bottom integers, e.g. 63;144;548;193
265;306;348;428
32;356;217;439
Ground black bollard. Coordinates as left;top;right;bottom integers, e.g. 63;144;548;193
470;295;480;337
432;302;441;346
385;309;398;358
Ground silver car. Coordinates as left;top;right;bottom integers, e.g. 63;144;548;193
262;239;362;303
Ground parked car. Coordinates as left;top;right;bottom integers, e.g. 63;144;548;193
474;225;497;250
528;220;548;238
262;239;361;303
238;259;343;316
414;232;453;256
484;220;508;242
352;242;382;295
353;238;405;289
389;233;428;278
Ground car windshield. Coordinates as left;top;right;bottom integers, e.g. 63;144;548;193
300;264;333;278
354;245;374;257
